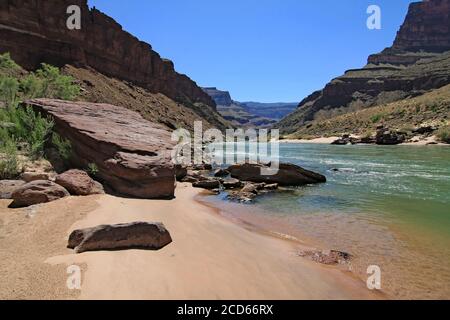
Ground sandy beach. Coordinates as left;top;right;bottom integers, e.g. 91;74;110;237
0;183;382;300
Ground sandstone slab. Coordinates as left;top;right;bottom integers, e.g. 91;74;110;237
27;99;176;199
68;222;172;253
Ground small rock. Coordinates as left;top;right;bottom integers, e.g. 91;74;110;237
222;178;242;189
68;222;172;253
9;180;70;208
55;169;104;196
264;183;279;190
0;180;26;199
214;168;229;177
22;172;51;183
175;165;188;181
192;179;221;190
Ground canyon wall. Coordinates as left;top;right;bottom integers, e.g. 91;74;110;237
0;0;215;108
278;0;450;134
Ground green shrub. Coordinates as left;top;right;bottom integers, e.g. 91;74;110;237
0;140;21;179
52;133;72;161
36;64;80;100
0;104;54;160
436;126;450;144
87;163;99;176
0;54;80;166
0;76;19;105
0;53;20;70
20;74;43;99
370;114;383;123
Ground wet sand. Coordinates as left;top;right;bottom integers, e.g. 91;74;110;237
0;183;380;300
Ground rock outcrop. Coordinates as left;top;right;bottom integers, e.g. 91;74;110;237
228;163;326;186
278;0;450;135
27;99;176;199
0;180;25;199
202;87;233;106
68;222;172;253
9;180;70;208
0;0;215;109
55;169;104;196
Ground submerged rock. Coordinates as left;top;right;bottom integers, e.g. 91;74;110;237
228;162;326;186
68;222;172;253
9;180;70;208
298;249;352;265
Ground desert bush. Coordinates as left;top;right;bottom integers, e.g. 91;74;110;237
370;114;383;123
0;76;19;105
35;64;80;100
0;104;54;160
0;53;20;70
0;140;21;179
436;126;450;144
52;133;72;161
87;163;99;177
0;55;79;164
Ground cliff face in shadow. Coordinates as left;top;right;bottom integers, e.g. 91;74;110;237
278;0;450;134
0;0;215;109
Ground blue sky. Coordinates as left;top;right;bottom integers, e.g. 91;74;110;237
88;0;415;102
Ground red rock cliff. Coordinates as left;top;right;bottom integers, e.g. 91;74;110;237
0;0;215;108
393;0;450;52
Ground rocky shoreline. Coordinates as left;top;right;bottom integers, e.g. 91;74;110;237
179;162;326;203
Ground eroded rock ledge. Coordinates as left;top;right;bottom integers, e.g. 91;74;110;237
27;99;176;199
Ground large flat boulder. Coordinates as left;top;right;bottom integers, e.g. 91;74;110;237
27;99;176;199
9;180;70;208
228;162;326;186
68;222;172;253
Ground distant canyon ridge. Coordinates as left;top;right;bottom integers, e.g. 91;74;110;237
202;87;297;128
277;0;450;137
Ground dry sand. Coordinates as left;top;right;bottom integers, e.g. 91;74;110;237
1;184;381;300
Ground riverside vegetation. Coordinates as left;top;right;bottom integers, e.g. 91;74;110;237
0;53;79;179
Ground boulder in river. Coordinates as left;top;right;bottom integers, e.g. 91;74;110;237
68;222;172;253
228;162;326;186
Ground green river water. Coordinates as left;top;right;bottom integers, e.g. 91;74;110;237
205;143;450;299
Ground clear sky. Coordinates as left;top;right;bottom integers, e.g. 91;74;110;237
88;0;416;102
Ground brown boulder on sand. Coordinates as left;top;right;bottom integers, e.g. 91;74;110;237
67;222;172;254
27;99;176;199
0;180;25;199
9;180;70;208
55;169;104;196
228;162;326;186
